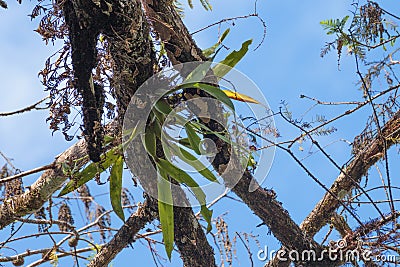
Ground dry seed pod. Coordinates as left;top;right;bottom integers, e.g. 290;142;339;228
12;257;24;266
68;236;79;247
58;203;74;231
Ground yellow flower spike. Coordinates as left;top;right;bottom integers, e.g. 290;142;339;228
222;90;260;104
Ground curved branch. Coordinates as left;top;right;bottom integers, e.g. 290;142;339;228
268;110;400;267
87;198;158;267
26;246;103;267
300;110;400;237
89;191;229;267
143;0;207;64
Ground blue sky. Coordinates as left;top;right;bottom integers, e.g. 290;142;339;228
1;0;399;266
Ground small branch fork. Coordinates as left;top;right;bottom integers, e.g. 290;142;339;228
0;96;50;117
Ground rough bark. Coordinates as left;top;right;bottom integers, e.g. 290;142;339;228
235;172;321;252
63;0;107;162
173;205;216;267
87;197;159;267
0;139;88;229
103;0;155;120
63;0;156;162
144;0;207;63
89;197;217;267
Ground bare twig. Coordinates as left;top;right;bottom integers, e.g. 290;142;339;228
353;50;395;214
290;83;400;148
0;96;50;117
14;217;78;236
235;232;254;267
191;14;258;35
87;198;158;267
0;163;55;184
25;245;104;267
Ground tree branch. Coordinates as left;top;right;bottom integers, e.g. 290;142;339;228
0;139;88;230
268;110;400;267
0;163;55;184
0;96;49;117
87;198;158;267
301;110;400;237
144;0;207;64
89;191;229;267
173;205;217;267
0;123;118;230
